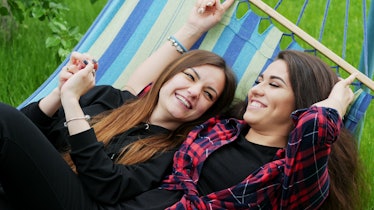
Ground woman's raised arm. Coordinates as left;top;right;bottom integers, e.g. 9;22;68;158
125;0;234;95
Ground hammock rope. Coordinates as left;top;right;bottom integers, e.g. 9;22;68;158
362;0;369;77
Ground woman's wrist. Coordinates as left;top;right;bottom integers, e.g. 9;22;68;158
178;24;205;39
61;97;91;135
39;88;62;117
61;93;80;110
313;98;345;119
172;24;205;51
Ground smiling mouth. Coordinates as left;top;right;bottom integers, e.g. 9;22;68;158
249;101;266;108
176;94;191;109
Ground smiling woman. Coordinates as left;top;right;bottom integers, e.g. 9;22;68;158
156;65;226;130
0;48;236;209
244;59;296;148
0;1;238;209
124;50;363;210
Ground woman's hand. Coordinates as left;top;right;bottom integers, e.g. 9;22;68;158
39;52;97;117
59;53;97;136
59;52;97;91
185;0;235;35
314;73;356;118
60;59;97;102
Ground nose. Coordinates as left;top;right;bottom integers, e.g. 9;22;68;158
249;82;264;96
187;84;203;98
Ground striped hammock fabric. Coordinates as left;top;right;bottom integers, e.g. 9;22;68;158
18;0;372;135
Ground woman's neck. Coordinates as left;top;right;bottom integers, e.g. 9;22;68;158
244;129;288;148
148;113;181;131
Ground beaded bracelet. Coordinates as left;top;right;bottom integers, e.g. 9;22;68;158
64;115;91;127
167;35;187;54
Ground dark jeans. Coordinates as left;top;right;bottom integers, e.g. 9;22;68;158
0;185;13;209
0;103;98;210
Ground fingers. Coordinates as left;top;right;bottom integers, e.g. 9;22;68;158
345;74;356;103
221;0;235;10
60;58;97;89
63;53;98;76
64;64;79;74
68;51;98;71
69;60;97;84
335;73;356;103
343;73;357;86
196;0;213;14
196;0;233;14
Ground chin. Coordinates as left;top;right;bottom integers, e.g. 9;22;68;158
243;114;261;125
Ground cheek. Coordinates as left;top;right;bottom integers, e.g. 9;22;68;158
196;100;213;114
277;95;295;114
160;80;176;93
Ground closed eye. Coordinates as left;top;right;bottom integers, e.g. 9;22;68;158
269;82;280;87
204;90;214;101
185;67;217;101
254;77;281;88
183;71;195;81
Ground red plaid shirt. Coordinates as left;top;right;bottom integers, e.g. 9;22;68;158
161;106;342;209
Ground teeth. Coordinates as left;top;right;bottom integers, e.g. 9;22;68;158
250;101;263;108
176;95;191;109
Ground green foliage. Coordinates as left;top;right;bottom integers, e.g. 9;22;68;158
0;0;85;61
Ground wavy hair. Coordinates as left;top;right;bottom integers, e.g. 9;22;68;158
227;50;366;209
64;50;237;167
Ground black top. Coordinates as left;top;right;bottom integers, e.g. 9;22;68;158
197;134;279;195
121;133;279;209
20;85;175;205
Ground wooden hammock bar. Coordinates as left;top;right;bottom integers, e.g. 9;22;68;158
249;0;374;91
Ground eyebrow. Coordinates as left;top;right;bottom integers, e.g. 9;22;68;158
258;74;288;86
189;67;200;80
189;67;219;97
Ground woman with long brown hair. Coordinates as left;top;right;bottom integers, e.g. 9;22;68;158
115;50;365;210
156;50;363;209
0;0;236;209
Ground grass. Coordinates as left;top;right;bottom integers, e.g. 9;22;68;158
0;0;373;209
0;0;106;105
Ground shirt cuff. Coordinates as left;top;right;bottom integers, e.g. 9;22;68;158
68;128;101;151
21;101;55;126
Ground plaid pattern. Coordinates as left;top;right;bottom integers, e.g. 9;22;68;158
161;106;342;209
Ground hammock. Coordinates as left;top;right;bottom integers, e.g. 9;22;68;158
18;0;374;140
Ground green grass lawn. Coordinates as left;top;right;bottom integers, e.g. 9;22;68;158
0;0;373;209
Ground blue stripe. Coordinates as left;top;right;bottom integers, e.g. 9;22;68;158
76;0;125;52
96;0;167;84
227;12;267;78
212;29;235;57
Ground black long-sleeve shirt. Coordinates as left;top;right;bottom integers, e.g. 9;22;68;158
20;85;175;205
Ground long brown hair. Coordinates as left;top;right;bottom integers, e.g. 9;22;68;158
279;50;366;209
65;50;236;167
227;50;366;209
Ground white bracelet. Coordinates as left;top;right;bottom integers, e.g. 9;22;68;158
167;35;187;54
64;115;91;127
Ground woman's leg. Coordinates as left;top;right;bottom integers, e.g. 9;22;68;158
0;185;13;209
0;103;97;210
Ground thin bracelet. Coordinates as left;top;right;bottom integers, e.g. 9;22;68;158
64;115;91;127
167;35;187;54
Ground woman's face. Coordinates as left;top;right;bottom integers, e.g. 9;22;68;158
243;59;295;131
155;64;225;127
